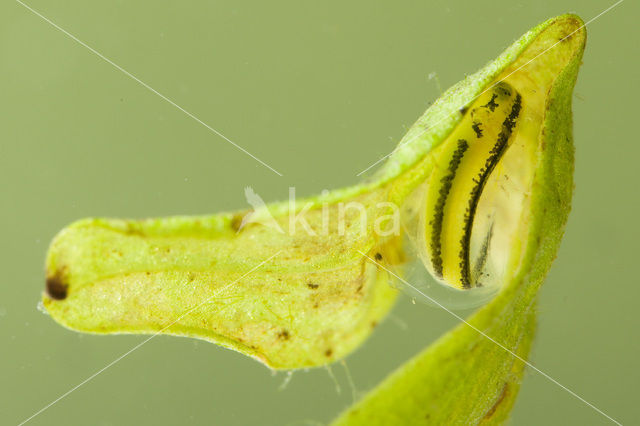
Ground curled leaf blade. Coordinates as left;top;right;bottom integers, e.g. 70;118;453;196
44;13;584;403
332;14;586;425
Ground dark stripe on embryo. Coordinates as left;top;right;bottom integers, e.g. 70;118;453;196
458;93;522;288
430;139;469;277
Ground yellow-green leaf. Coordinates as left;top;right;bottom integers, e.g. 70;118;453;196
44;12;585;397
332;14;585;425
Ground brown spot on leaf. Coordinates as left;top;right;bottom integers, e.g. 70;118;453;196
374;252;383;261
484;383;509;420
230;213;246;232
307;282;319;290
45;274;68;300
325;349;333;357
277;329;290;340
125;225;143;236
558;31;574;43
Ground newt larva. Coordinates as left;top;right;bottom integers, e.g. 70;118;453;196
420;82;522;290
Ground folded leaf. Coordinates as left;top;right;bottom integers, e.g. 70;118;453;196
332;14;585;424
44;12;584;390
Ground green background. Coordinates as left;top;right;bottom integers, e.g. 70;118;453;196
1;1;637;424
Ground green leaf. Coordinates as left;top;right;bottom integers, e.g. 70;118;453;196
44;180;408;369
332;14;585;425
43;13;585;402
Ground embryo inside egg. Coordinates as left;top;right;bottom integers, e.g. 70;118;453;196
468;118;537;290
400;85;541;295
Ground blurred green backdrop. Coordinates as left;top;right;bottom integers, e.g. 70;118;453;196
1;0;637;424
